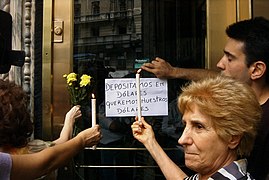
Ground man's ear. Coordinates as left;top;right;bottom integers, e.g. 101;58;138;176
228;135;242;149
250;61;266;80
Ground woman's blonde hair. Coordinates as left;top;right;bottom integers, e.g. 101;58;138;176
178;75;262;157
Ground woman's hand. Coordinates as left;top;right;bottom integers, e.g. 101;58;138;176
131;116;155;145
78;125;102;147
65;105;82;125
54;105;82;144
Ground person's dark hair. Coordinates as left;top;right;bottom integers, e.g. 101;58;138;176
0;79;33;147
226;16;269;83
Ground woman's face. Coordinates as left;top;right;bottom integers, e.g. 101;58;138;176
178;103;235;175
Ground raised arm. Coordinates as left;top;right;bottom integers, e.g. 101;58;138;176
141;57;219;81
53;105;82;144
10;125;101;180
131;117;187;180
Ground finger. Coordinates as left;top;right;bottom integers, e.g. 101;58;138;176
151;60;159;65
70;106;80;115
134;117;142;126
142;62;154;68
74;113;82;119
72;105;79;110
131;123;139;130
75;110;80;115
140;117;151;128
76;106;81;112
131;123;142;134
155;57;164;62
95;124;101;130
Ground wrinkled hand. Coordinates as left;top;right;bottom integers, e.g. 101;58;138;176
141;57;174;79
131;116;155;145
78;125;102;147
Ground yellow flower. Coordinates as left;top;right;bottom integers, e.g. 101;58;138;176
65;72;77;85
63;72;93;106
80;74;92;87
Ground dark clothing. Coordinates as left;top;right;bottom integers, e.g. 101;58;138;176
247;99;269;180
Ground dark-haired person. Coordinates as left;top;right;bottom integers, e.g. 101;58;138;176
0;79;101;179
0;79;82;154
0;125;101;180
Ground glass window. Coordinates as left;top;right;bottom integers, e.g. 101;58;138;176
73;0;205;179
74;3;81;17
92;1;100;15
91;27;99;36
119;0;127;11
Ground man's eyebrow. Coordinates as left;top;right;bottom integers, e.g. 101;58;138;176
223;50;236;59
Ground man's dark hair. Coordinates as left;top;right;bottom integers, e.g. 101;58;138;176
226;17;269;83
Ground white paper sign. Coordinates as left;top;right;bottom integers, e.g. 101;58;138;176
105;78;168;117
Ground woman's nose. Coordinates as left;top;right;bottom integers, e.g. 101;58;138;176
178;126;192;145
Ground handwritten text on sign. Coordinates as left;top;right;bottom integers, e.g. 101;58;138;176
105;78;168;117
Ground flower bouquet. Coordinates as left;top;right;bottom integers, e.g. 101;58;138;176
63;72;92;106
63;72;93;137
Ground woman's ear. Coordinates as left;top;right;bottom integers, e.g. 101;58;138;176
228;135;242;149
250;61;266;80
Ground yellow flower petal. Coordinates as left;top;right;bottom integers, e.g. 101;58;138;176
80;74;92;87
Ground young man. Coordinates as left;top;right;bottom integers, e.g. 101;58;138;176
141;17;269;180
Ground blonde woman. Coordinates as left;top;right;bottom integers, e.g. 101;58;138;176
132;76;261;179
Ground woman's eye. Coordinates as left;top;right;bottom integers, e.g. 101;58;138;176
195;123;204;129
